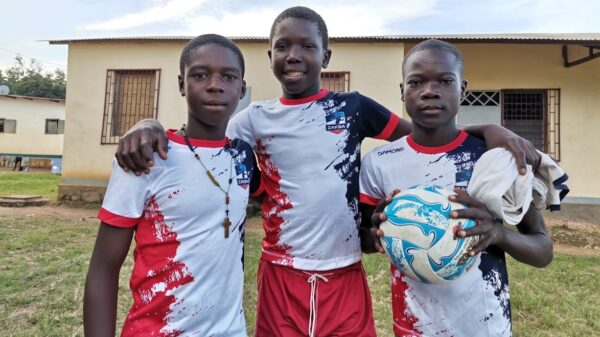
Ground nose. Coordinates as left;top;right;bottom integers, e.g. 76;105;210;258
206;75;224;92
420;81;440;99
286;45;302;63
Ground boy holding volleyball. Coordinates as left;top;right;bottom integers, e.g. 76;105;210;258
359;39;557;337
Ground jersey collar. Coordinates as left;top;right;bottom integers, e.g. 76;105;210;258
279;89;330;105
166;129;228;148
406;130;468;154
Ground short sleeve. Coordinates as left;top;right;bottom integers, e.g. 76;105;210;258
227;106;255;146
357;94;400;140
359;151;385;206
98;159;152;228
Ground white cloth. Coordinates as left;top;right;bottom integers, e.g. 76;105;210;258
467;148;569;225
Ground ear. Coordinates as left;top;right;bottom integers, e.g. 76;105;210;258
178;74;185;96
240;79;247;100
399;82;405;101
322;48;332;69
460;80;468;100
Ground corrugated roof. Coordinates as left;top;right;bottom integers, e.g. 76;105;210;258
0;94;65;103
47;33;600;45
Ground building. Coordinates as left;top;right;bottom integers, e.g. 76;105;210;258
0;94;65;170
49;34;600;204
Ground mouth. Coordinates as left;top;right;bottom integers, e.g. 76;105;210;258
283;70;305;79
204;100;227;106
419;105;444;112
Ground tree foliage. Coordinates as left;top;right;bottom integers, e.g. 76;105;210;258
0;56;66;99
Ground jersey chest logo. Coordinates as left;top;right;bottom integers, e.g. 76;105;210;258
325;110;348;134
235;163;250;189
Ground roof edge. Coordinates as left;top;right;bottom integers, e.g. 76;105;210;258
47;33;600;45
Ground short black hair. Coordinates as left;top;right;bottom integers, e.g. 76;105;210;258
270;6;329;50
402;39;464;77
179;34;245;77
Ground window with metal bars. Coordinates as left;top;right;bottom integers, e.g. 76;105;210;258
461;91;500;106
101;69;161;144
321;71;350;92
45;119;59;134
502;89;561;160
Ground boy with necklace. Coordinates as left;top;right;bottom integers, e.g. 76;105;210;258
115;7;540;337
84;34;261;337
359;39;556;337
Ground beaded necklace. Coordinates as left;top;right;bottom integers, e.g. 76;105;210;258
180;126;234;238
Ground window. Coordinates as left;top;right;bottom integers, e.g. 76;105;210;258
101;69;161;144
0;118;16;133
461;91;500;107
321;71;350;92
502;89;561;160
45;119;65;134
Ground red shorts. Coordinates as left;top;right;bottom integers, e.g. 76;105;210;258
255;258;377;337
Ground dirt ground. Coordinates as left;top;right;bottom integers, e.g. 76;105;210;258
1;202;599;256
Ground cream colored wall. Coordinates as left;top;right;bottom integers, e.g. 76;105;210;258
61;40;404;186
62;40;599;199
62;41;186;184
0;96;64;156
458;44;600;199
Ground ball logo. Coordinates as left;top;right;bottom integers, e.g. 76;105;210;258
235;163;250;189
325;110;347;134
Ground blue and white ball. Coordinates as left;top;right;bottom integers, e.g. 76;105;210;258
380;185;479;284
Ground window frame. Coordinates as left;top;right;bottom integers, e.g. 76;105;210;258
101;69;161;144
320;71;350;92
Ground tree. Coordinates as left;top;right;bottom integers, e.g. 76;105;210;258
0;56;66;99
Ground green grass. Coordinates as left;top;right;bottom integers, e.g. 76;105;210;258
0;174;597;336
1;213;598;336
0;172;60;200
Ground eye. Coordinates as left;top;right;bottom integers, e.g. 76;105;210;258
222;73;239;81
406;79;422;87
191;72;208;80
304;43;316;49
441;78;455;85
274;43;287;51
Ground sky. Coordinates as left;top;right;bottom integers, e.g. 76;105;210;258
1;0;600;72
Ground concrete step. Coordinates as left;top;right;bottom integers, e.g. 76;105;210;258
0;195;48;207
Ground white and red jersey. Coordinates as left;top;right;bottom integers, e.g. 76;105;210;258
227;89;399;271
98;129;260;337
360;131;513;337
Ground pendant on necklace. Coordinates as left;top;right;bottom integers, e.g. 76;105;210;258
223;217;231;238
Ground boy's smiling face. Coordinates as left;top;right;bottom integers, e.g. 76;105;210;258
401;49;467;131
179;43;246;132
268;17;331;99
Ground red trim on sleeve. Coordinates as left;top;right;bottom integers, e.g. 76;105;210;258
279;89;329;105
98;207;139;228
374;113;400;140
360;193;381;206
166;129;227;148
250;178;265;198
406;130;468;154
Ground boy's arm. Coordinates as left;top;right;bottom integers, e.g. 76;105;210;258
115;119;168;175
461;124;541;174
451;192;553;268
359;202;381;254
84;222;134;337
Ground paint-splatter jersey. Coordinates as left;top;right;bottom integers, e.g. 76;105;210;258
360;131;513;337
98;129;260;337
227;89;399;271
